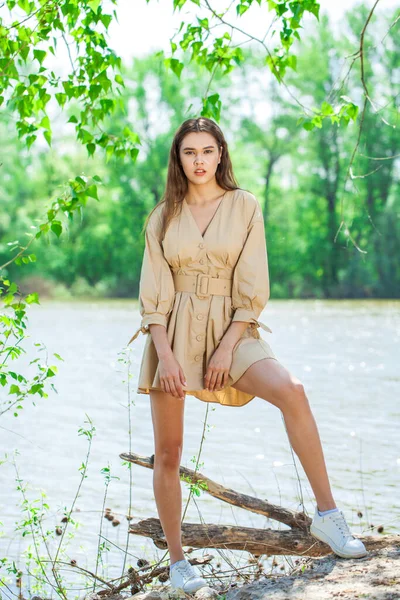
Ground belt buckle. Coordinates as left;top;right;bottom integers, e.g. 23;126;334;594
196;273;210;298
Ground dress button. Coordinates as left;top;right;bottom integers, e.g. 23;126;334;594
195;355;202;361
196;334;203;341
197;314;203;320
199;259;205;265
199;243;204;249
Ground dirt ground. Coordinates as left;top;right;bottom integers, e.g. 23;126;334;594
225;545;400;600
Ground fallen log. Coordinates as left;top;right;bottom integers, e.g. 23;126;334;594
128;518;400;557
120;452;310;529
120;451;400;558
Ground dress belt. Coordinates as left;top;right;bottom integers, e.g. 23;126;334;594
127;273;273;346
172;273;273;334
173;273;232;298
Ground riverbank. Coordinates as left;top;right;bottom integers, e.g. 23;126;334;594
224;544;400;600
125;543;400;600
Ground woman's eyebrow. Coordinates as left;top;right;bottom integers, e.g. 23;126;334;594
182;145;215;151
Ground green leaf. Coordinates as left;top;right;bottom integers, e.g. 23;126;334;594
123;126;140;144
51;222;62;237
286;54;297;71
165;57;184;79
78;129;94;144
202;93;221;121
115;74;125;87
33;49;46;65
43;129;52;146
86;185;98;200
321;101;334;116
346;103;359;121
308;2;320;20
17;0;31;13
55;93;67;107
311;115;323;128
130;148;139;161
197;17;209;28
26;135;37;149
236;4;249;16
106;145;114;163
88;0;101;12
25;292;40;305
89;84;102;101
39;115;50;129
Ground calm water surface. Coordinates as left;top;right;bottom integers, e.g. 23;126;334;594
1;299;399;587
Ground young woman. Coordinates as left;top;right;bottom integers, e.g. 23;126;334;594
128;117;367;594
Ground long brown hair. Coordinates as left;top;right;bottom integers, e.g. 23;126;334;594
142;117;240;240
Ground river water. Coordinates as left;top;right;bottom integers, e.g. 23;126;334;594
1;299;399;593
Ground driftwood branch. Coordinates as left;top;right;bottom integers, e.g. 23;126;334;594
121;452;400;558
128;517;400;557
120;452;310;530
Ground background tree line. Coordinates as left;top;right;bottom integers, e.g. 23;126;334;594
1;7;399;300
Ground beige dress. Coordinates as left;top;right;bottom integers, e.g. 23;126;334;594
128;188;278;407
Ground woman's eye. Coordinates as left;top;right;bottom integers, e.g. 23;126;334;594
184;150;213;155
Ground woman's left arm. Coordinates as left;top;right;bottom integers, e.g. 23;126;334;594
230;193;270;327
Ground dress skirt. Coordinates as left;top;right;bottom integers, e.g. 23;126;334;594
134;323;278;408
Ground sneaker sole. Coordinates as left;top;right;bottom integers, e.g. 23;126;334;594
310;525;368;559
171;579;208;594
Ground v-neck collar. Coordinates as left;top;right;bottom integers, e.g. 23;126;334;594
183;191;227;240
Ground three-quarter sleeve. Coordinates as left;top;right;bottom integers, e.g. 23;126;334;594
231;194;271;330
127;208;175;346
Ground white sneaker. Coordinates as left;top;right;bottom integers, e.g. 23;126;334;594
310;507;368;559
169;559;208;593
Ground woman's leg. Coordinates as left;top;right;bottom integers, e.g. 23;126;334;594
150;389;186;564
231;358;336;511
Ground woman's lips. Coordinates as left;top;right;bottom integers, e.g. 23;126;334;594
194;170;206;176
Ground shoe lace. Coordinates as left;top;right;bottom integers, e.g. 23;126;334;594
331;511;354;540
176;560;196;580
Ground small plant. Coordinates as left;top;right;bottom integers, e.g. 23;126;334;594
181;474;209;497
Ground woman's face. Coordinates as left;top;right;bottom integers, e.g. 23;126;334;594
179;131;222;186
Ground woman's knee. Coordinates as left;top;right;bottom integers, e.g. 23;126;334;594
274;377;309;412
154;443;183;470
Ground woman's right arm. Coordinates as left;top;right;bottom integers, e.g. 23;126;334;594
148;324;173;360
138;212;175;334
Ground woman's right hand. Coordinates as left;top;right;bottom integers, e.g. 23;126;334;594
158;353;187;400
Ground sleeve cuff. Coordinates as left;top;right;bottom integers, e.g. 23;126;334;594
231;308;259;325
141;313;168;329
232;309;273;333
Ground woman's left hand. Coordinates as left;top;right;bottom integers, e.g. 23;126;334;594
204;346;233;392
